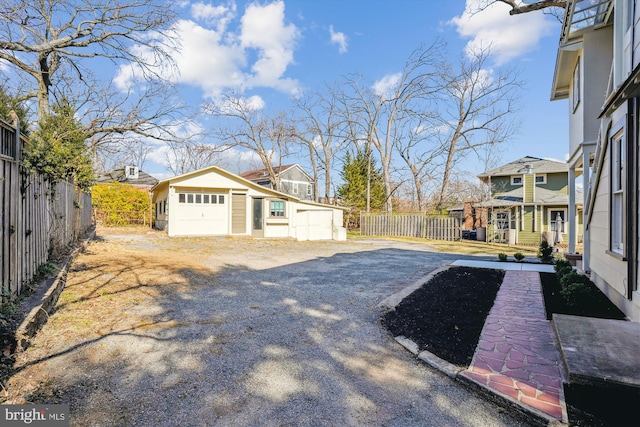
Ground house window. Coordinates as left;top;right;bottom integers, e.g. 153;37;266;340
179;193;186;203
270;200;285;217
292;182;299;195
572;57;580;112
510;176;523;185
549;210;566;233
307;184;312;196
163;200;166;213
535;174;547;184
611;130;625;253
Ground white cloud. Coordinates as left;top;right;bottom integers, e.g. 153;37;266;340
222;95;265;113
191;1;236;32
373;72;401;98
113;0;301;99
239;0;301;94
450;0;556;64
329;25;348;54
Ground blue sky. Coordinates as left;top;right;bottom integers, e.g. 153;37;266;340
112;0;569;180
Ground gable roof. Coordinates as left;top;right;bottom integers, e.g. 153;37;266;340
239;164;311;182
151;165;291;198
478;156;568;180
151;165;347;210
96;168;159;187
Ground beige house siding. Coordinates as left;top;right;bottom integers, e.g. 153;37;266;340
587;148;631;316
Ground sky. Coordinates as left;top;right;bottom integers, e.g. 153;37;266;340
113;0;569;181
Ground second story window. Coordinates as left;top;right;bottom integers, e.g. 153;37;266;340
572;57;580;112
511;176;523;185
535;174;547;184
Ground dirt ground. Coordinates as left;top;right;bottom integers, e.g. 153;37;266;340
1;227;526;427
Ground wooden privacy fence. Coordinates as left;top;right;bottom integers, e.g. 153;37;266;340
360;212;462;241
1;118;93;299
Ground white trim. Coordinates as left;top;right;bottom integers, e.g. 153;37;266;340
548;208;567;233
611;127;625;254
534;173;547;184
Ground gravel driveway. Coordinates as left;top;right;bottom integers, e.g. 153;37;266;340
5;230;528;426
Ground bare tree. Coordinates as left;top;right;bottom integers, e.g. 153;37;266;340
488;0;566;15
94;137;153;173
342;42;444;213
164;141;228;176
204;91;294;191
0;0;184;141
433;48;522;210
293;84;348;202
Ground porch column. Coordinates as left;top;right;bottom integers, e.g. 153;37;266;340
568;166;576;253
582;145;596;273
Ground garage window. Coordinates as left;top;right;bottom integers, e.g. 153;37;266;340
219;195;225;204
203;194;210;203
270;200;285;217
179;193;186;203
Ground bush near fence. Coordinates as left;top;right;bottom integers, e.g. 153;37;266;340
92;182;152;226
360;212;462;241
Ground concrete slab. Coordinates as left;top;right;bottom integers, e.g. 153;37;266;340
450;259;555;273
553;314;640;388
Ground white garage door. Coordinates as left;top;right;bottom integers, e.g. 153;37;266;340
297;210;333;241
174;193;229;236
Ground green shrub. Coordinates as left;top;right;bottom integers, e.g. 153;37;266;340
559;271;600;308
92;182;151;226
538;239;554;263
554;258;573;277
498;252;507;261
514;252;525;261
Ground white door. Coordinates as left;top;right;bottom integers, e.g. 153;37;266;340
495;210;510;244
296;210;333;241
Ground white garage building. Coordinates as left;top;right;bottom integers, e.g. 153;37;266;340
151;166;347;241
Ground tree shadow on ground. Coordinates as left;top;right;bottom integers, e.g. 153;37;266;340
2;236;525;426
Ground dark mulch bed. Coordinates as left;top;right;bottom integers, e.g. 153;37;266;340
539;272;626;320
382;265;631;426
381;266;504;366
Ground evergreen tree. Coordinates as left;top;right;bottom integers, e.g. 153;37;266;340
337;149;385;228
0;85;30;134
23;99;94;190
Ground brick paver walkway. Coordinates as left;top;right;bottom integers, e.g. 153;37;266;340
461;270;567;423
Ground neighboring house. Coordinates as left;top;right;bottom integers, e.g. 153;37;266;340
475;156;582;245
240;164;315;201
151;166;346;241
96;166;159;190
551;0;640;321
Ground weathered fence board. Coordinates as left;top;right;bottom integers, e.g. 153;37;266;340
1;118;92;300
360;212;461;241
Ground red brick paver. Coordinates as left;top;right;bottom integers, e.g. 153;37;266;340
461;270;567;423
